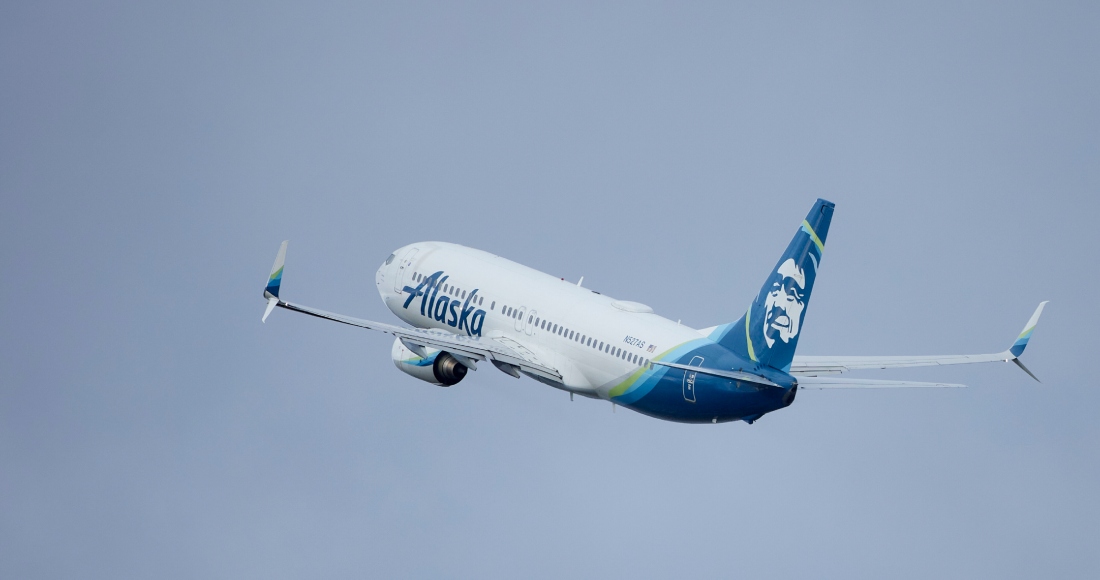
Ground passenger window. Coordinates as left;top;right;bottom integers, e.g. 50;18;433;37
528;315;533;323
490;301;495;310
462;290;467;299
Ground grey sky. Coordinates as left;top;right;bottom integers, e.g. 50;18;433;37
2;2;1097;578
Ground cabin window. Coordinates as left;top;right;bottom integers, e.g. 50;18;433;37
490;301;495;310
534;317;540;326
528;315;533;323
385;253;395;265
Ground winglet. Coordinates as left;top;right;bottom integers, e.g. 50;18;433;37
265;241;288;300
1009;301;1047;358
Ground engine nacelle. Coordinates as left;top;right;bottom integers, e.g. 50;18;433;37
391;338;468;386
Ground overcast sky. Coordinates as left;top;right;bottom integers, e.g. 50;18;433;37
2;2;1098;578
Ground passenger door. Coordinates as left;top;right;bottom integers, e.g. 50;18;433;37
683;355;703;403
393;248;418;293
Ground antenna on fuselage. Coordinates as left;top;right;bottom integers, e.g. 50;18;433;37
577;276;584;287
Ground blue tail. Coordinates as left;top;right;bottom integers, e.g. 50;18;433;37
710;199;835;372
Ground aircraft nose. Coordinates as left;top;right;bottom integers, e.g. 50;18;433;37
377;251;396;289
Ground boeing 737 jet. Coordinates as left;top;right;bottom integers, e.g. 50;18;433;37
261;199;1046;424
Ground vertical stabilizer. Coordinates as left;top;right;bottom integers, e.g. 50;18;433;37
712;199;834;371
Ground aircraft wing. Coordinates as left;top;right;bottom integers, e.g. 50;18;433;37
795;376;965;389
790;302;1047;382
261;242;562;382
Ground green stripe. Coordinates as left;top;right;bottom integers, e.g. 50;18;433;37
745;309;757;362
802;220;824;253
269;266;283;281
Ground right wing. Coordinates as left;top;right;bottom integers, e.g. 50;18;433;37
795;376;965;389
261;241;562;382
790;302;1047;382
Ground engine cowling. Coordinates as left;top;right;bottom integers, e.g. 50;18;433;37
391;338;468;386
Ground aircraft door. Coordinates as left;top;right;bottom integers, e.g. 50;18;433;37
393;248;418;293
525;309;537;336
683;356;703;403
514;306;527;333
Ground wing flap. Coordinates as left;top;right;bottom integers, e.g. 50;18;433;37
797;376;966;389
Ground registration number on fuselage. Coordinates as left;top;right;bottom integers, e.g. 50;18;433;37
623;336;646;349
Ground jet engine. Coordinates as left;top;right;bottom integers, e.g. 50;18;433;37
391;338;468;386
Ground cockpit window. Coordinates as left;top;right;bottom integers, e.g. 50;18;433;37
385;253;396;265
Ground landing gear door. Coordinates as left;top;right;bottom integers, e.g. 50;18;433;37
683;356;703;403
394;248;418;293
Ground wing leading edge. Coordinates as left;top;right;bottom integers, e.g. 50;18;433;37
790;302;1047;385
260;242;562;382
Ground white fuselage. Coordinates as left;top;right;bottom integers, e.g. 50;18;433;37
375;242;704;398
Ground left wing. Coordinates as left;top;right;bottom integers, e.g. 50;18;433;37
260;241;562;382
790;302;1047;382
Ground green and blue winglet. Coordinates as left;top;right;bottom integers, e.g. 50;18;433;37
263;240;288;323
1006;301;1048;382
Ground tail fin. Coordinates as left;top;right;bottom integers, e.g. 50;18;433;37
713;199;835;372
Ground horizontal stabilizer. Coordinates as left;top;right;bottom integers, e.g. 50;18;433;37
797;376;966;389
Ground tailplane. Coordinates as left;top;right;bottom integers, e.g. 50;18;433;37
712;199;835;371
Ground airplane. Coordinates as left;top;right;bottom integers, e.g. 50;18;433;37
260;199;1046;425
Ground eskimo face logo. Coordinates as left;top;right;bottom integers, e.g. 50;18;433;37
402;271;486;337
762;258;806;348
